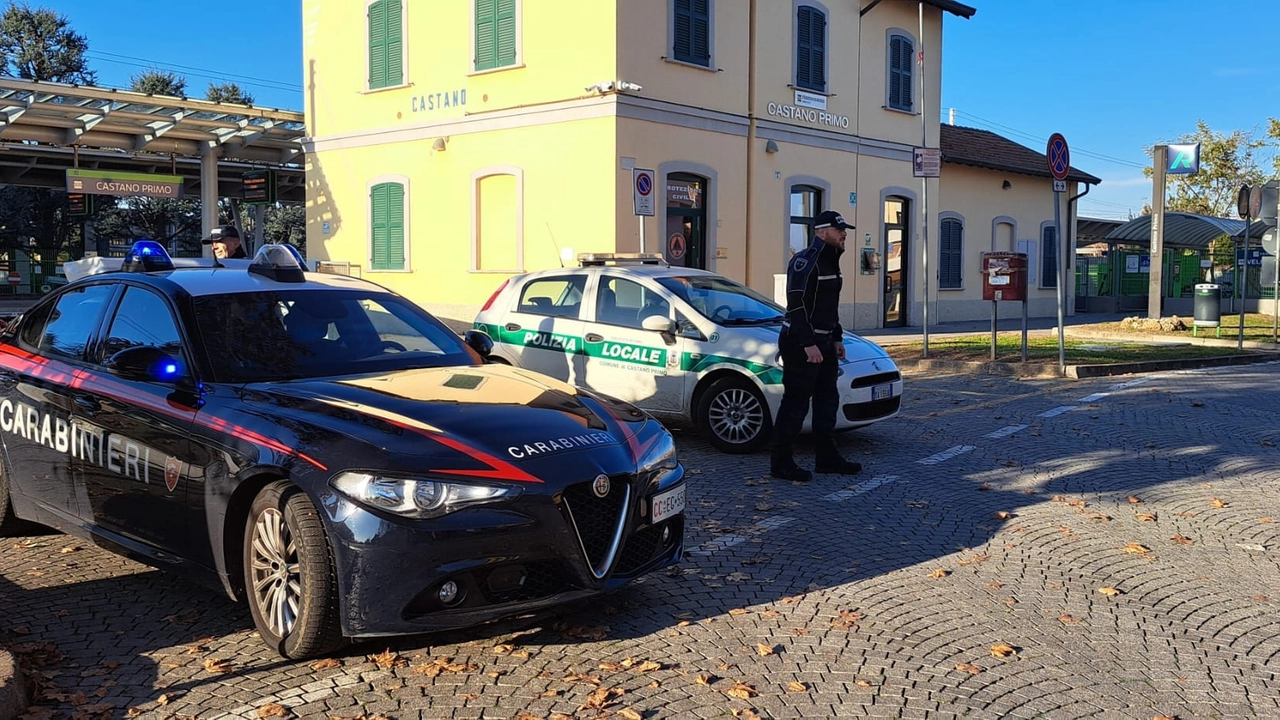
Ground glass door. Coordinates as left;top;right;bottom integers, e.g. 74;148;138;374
883;198;909;327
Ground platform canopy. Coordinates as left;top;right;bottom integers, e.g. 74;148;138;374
1103;211;1270;249
0;77;305;203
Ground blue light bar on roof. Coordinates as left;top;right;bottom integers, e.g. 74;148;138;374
122;240;175;273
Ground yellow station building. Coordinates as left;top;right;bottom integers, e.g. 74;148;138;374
302;0;1099;329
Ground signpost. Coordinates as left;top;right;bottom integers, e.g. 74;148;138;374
1236;182;1256;351
242;169;277;204
633;168;655;254
1047;133;1070;371
67;193;91;216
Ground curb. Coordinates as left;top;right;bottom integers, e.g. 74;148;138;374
0;647;27;720
896;352;1275;379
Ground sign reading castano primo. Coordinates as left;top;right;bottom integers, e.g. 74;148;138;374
66;169;184;199
766;102;850;129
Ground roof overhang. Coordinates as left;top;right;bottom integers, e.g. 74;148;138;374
861;0;976;19
1102;212;1271;249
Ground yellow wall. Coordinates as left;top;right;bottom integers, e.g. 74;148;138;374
303;0;618;140
856;2;943;148
306;116;618;321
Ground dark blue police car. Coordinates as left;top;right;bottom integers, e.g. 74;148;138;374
0;242;686;658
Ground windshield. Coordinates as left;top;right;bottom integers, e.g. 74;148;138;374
657;275;786;326
191;289;475;383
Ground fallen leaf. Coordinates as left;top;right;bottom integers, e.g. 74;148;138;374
1127;495;1142;504
599;660;622;672
724;681;758;699
1171;534;1195;546
1252;594;1269;602
369;649;405;669
792;627;809;636
635;660;662;673
787;681;808;692
1153;716;1177;720
1124;542;1151;555
1136;513;1157;522
676;620;691;627
309;657;340;671
985;581;1003;590
59;545;80;554
126;708;143;718
257;702;289;718
957;553;989;566
1058;614;1080;623
755;643;776;657
728;608;750;616
493;644;515;655
1092;513;1112;522
1097;587;1122;597
989;644;1017;658
202;657;234;674
581;686;624;711
832;609;862;629
955;663;983;674
541;689;563;698
1210;498;1228;509
854;678;874;687
1259;517;1277;524
618;710;643;720
760;610;780;619
928;568;950;579
460;693;481;700
695;673;715;686
993;511;1013;521
157;694;171;706
412;657;477;677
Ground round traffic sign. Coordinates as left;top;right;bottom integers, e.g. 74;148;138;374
1047;133;1070;181
636;173;652;196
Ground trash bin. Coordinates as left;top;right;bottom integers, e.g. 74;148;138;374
1194;283;1221;334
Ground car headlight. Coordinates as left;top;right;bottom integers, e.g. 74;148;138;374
637;429;678;474
330;471;522;519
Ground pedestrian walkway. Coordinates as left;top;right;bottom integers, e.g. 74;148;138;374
854;312;1132;345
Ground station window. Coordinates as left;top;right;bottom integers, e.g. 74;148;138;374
789;185;823;256
795;4;827;93
367;0;404;90
672;0;712;67
939;216;963;289
1041;224;1058;288
888;32;914;112
475;0;518;72
370;181;406;271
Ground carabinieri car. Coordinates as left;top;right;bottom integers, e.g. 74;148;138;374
473;254;903;453
0;242;685;659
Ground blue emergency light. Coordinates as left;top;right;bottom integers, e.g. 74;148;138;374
248;244;307;283
122;240;175;273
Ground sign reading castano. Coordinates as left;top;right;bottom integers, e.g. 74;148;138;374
766;101;850;129
66;169;185;199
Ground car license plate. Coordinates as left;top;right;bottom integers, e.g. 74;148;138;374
872;382;894;400
651;484;686;523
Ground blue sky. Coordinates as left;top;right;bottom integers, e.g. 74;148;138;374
54;0;1280;222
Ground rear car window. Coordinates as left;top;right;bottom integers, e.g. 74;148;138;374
517;276;586;319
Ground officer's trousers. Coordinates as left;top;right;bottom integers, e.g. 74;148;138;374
771;332;840;462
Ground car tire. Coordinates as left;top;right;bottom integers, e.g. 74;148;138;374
244;481;346;659
0;462;41;537
697;375;772;454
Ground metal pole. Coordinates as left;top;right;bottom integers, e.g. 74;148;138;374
990;300;997;360
1021;299;1028;362
918;2;929;357
1148;146;1166;319
1239;218;1248;351
1272;229;1278;346
1054;187;1064;371
640;216;646;254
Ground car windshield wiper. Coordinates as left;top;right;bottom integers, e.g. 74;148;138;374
721;315;785;326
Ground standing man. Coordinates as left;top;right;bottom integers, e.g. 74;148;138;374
770;210;863;483
203;225;248;259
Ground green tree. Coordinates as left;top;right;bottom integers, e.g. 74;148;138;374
130;67;186;97
263;204;305;254
0;2;94;84
206;81;254;105
1143;120;1267;216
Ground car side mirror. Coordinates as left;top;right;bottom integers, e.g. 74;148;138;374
641;315;677;334
106;346;185;383
463;329;494;359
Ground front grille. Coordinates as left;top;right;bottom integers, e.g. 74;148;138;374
850;371;901;389
562;476;629;576
477;560;569;604
844;396;901;421
614;517;682;576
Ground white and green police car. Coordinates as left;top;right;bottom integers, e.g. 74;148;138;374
473;254;902;453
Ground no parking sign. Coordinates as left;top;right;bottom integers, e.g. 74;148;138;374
633;169;655;216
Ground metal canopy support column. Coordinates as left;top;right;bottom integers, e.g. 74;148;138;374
201;145;220;256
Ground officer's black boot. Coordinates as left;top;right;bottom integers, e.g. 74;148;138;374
814;437;862;476
770;447;812;484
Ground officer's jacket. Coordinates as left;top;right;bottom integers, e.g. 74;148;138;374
782;237;843;347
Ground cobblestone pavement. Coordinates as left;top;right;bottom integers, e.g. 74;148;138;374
4;361;1280;719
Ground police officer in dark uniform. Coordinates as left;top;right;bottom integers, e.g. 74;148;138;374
202;225;248;259
770;210;863;483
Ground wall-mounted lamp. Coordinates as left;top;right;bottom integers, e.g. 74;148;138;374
432;137;448;152
1002;180;1012;190
765;140;779;154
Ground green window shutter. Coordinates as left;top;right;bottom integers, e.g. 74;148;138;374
368;0;387;90
371;182;405;270
387;182;405;269
385;0;403;87
796;6;825;92
939;219;963;289
673;0;693;62
496;0;516;68
475;0;497;70
1042;226;1058;288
